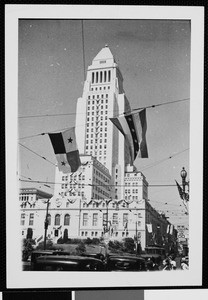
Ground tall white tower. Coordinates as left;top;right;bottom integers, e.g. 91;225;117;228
75;46;131;199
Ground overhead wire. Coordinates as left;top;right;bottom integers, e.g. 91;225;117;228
18;97;189;120
19;143;56;166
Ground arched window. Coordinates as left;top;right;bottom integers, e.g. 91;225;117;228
54;214;60;226
64;214;70;226
47;214;51;225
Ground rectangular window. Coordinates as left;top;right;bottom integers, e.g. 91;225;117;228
112;213;118;225
123;213;128;226
29;213;34;226
20;213;25;226
83;213;88;226
92;213;98;226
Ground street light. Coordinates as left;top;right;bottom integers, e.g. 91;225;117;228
180;167;189;201
103;198;113;234
43;198;51;250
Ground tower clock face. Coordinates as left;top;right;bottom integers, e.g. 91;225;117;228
55;198;62;207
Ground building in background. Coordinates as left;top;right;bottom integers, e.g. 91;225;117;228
20;46;177;252
75;45;131;200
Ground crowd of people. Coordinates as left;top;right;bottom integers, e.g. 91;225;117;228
146;255;189;271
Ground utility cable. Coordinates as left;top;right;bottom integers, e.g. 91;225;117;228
19;143;56;166
18;97;189;119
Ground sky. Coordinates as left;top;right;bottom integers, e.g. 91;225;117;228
18;19;190;226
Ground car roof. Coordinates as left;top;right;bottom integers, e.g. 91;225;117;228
37;255;102;262
108;255;145;261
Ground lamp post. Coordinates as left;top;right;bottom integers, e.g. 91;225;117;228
43;198;50;250
104;198;113;234
180;167;189;195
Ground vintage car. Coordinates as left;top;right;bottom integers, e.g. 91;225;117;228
33;255;105;271
106;254;147;271
30;250;71;270
140;253;163;266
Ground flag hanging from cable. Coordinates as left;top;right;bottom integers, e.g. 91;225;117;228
175;180;184;200
48;127;81;173
109;109;148;164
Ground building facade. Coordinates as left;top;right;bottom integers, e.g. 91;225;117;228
20;164;175;251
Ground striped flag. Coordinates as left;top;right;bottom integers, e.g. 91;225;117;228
175;180;184;200
49;127;81;173
109;109;148;164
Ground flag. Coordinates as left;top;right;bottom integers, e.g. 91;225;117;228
109;109;148;163
146;224;152;233
49;127;81;173
169;225;174;235
175;180;184;200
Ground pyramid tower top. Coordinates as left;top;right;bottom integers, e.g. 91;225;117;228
93;45;114;62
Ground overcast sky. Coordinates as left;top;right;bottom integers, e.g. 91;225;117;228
18;19;190;226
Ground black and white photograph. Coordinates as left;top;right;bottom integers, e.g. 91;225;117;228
5;5;204;288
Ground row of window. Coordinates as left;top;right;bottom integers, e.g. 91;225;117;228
88;95;108;100
124;195;140;200
61;171;87;182
86;145;107;150
125;189;139;194
86;137;107;143
91;70;111;84
125;182;139;186
61;183;85;189
19;195;30;201
20;203;35;208
81;212;138;227
90;86;110;91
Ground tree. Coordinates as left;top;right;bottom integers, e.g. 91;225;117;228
63;229;68;243
22;238;36;261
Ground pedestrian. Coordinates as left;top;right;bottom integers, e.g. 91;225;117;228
181;257;189;270
169;256;177;270
162;258;172;271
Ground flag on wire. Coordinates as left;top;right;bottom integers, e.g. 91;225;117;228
175;180;184;200
109;109;148;164
48;127;81;173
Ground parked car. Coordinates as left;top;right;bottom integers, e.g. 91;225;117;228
140;253;163;266
33;255;105;271
81;252;105;261
30;250;71;270
106;254;147;271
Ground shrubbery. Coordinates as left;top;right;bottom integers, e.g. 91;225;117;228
22;238;36;261
108;238;136;254
75;242;86;255
36;239;54;250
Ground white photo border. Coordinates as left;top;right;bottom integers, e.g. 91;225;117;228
5;4;204;288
